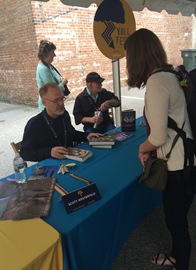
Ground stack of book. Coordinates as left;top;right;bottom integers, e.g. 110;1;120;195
89;135;115;149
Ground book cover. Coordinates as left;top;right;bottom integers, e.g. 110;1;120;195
0;178;56;220
121;109;136;131
107;130;135;142
65;147;93;162
89;135;115;146
28;165;58;180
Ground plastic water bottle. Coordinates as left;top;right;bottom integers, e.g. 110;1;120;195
13;153;26;183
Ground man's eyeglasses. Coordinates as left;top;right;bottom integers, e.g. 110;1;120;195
43;97;66;104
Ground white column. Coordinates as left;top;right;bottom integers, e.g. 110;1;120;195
112;60;122;127
192;15;196;48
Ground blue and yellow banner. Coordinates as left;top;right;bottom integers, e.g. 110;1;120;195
93;0;136;60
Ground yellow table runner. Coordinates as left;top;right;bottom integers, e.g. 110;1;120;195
0;218;63;270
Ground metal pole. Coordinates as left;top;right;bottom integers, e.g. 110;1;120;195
112;59;121;127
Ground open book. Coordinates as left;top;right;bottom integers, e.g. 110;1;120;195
65;147;93;162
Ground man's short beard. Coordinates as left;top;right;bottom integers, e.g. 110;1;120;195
55;109;64;115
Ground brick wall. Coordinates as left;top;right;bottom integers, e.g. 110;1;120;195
0;0;193;106
0;0;38;105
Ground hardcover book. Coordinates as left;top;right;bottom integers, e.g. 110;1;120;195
89;135;115;146
28;165;58;180
0;178;56;220
121;109;136;132
65;147;93;162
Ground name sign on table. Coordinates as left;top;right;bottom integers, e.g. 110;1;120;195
62;183;101;214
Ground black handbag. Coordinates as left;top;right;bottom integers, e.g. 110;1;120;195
140;134;179;191
63;83;70;96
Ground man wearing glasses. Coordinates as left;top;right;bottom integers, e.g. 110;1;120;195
20;82;101;162
73;72;121;134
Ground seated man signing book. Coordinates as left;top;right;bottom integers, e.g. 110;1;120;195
73;72;121;134
20;82;101;162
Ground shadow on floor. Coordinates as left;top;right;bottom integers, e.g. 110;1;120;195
111;197;196;270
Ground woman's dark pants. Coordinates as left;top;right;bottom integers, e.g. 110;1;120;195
162;168;196;270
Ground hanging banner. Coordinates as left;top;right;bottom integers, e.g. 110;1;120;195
93;0;136;60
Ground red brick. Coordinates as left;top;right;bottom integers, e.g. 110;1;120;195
0;0;192;106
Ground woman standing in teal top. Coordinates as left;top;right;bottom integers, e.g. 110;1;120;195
36;40;70;110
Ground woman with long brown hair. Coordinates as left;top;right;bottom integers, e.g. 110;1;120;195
124;28;196;270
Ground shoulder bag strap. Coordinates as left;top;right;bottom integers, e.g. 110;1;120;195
166;118;186;160
50;64;62;77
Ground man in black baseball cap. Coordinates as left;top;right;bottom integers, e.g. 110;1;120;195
73;71;120;134
86;72;105;84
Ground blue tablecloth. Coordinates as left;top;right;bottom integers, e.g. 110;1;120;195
1;120;162;270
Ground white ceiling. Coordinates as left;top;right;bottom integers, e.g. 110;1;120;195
33;0;196;16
